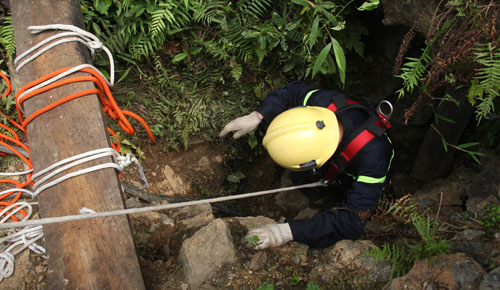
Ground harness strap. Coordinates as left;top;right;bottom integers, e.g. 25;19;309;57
302;89;392;183
341;129;375;163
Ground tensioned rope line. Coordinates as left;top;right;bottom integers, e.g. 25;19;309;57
0;181;327;230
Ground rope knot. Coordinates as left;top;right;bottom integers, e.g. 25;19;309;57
0;252;15;282
87;40;103;49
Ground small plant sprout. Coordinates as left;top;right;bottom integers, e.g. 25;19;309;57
246;235;260;249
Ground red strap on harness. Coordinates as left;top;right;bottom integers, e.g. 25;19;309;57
341;130;374;163
327;99;358;112
324;99;383;179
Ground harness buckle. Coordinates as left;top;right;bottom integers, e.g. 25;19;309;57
319;178;342;186
377;100;393;122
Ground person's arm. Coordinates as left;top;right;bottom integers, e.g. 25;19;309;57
288;137;393;248
256;81;316;122
219;81;315;139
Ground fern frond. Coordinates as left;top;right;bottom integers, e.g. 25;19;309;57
191;0;225;25
470;43;500;122
0;16;16;61
239;0;273;20
396;44;432;99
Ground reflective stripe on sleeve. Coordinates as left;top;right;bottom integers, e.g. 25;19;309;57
303;89;319;106
356;175;386;184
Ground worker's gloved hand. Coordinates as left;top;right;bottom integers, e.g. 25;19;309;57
242;223;293;250
219;111;262;139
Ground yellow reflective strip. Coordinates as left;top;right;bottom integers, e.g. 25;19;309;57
303;89;319;106
357;175;386;184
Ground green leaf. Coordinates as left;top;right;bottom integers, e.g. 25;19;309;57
171;52;188;63
189;47;203;55
309;16;320;49
436;114;456;124
312;43;331;78
94;0;112;14
457;142;480;149
331;21;345;31
358;0;380;11
291;0;311;7
331;38;346;84
320;8;337;26
248;134;258;149
272;12;283;27
227;172;245;183
306;282;321;290
440;136;448;152
467;79;483;104
469;152;481;164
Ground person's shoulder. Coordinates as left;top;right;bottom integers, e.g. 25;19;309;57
357;134;393;162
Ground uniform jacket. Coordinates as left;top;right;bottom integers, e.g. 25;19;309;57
256;81;394;248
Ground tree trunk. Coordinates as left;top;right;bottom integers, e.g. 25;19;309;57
10;0;145;288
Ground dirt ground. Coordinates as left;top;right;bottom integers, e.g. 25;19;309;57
2;139;311;289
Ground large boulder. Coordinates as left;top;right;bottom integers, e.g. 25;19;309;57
167;203;214;233
178;219;237;289
390;253;484;290
480;267;500;290
309;240;391;286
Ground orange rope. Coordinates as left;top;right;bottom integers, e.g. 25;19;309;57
0;65;155;223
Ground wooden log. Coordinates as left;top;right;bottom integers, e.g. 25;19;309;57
10;1;146;289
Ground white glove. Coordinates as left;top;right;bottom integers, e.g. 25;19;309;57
243;223;293;250
219;111;262;139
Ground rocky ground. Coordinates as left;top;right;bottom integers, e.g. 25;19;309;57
1;143;500;290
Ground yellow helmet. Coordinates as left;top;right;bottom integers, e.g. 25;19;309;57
262;106;340;171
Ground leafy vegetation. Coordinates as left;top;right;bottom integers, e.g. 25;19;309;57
368;196;451;284
72;0;381;151
395;0;499;124
0;16;15;62
480;204;500;230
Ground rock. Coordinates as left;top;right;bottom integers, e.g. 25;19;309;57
451;229;485;241
130;211;175;251
294;207;321;220
168;203;214;233
480;267;500;290
390;253;484;290
274;241;309;267
274;171;309;216
178;219;237;289
248;251;267;271
390;172;424;196
466;195;499;218
230;216;276;231
309;240;391;285
466;150;500;199
125;197;142;209
158;164;192;196
413;176;468;218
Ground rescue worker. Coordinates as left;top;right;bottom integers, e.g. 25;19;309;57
219;81;394;249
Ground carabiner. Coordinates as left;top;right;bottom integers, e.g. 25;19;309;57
377;100;393;121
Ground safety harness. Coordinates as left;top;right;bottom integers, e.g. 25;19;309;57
303;89;392;181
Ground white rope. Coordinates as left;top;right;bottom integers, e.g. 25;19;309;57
0;202;44;282
0;181;326;230
2;24;117;282
14;24;115;84
0;169;33;177
31;148;123;197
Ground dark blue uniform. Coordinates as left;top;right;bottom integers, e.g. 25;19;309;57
256;81;394;248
